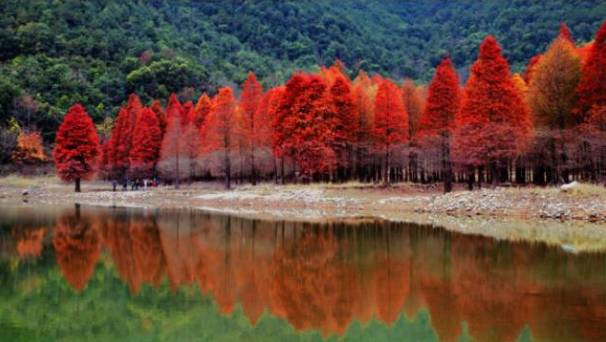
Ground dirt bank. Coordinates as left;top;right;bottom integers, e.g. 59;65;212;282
2;176;606;252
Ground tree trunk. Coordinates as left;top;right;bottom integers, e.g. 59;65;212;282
384;144;390;184
251;146;257;185
225;148;231;189
75;178;81;192
442;136;452;193
280;158;285;184
467;167;474;191
175;148;180;189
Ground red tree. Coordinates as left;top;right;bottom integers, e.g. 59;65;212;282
453;36;532;183
351;71;376;180
166;93;184;125
129;107;162;178
272;74;307;182
193;93;212;129
158;113;186;188
53;104;100;192
182;101;194;127
373;79;408;184
327;75;356;177
576;21;606;120
107;94;142;180
294;75;335;179
200;87;237;189
417;57;461;192
559;23;574;44
256;86;284;181
239;72;264;184
151;99;167;137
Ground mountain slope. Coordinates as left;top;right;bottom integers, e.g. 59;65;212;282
0;0;605;139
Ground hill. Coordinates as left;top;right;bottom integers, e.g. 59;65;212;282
0;0;605;139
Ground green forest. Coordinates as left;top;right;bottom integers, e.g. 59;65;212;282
1;0;605;142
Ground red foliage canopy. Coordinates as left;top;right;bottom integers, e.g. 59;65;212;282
129;107;162;177
193;93;212;129
327;76;356;167
272;74;307;159
417;57;461;138
576;21;606;119
151;99;167;136
255;86;284;149
53;103;100;184
373;79;408;149
107;94;142;178
454;36;532;166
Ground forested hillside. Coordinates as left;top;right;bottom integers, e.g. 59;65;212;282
1;0;605;141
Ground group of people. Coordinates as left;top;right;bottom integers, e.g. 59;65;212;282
111;177;159;191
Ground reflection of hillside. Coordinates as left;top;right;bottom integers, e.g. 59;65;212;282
26;208;606;341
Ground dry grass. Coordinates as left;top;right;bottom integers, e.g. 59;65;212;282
505;182;606;197
0;174;60;188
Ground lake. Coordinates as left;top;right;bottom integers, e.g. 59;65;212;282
1;204;605;341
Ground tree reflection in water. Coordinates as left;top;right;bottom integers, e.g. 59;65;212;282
3;206;606;341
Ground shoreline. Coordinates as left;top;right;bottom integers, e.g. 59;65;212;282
2;176;606;252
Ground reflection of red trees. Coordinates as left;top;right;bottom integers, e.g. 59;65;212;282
40;210;606;341
15;227;45;258
52;211;101;292
100;213;166;294
271;231;360;336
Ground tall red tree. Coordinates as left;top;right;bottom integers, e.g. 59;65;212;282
402;79;425;141
166;93;184;125
53;104;100;192
150;99;167;137
294;75;335;179
129;107;162;178
453;36;532;184
373;79;408;184
158;114;186;188
576;20;606;120
417;57;461;192
351;71;376;180
201;87;237;189
107;94;142;180
327;75;356;178
193;93;212;129
239;72;264;185
272;74;307;182
182;101;194;127
256;86;284;181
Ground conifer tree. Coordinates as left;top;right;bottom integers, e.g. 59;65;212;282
239;72;264;184
193;93;212;129
454;36;532;184
576;21;606;120
53;104;100;192
129;107;162;178
327;75;356;178
373;79;408;184
201;87;237;189
417;58;461;192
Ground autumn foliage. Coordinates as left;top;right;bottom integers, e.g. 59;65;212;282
453;36;532;182
32;209;606;340
129;107;162;178
51;21;606;189
53;104;100;191
12;130;46;164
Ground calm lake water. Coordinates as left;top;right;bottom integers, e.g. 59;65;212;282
1;205;605;342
